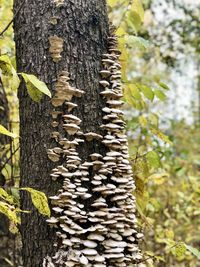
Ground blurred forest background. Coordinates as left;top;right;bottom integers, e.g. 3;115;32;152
0;0;200;266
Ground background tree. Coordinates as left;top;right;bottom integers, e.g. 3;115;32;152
0;79;10;266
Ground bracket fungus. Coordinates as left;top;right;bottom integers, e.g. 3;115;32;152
84;132;103;141
44;24;143;267
49;35;64;62
54;0;65;6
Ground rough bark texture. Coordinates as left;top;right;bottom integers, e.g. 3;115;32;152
0;82;10;267
14;0;109;266
0;82;9;184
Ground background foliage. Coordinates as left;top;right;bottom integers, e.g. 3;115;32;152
108;0;200;266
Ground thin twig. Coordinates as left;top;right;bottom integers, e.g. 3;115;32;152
0;0;26;37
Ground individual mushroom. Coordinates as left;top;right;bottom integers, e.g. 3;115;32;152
84;132;103;141
63;123;80;135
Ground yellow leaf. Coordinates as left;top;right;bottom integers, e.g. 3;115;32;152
165;229;174;240
124;85;136;107
124;84;142;106
174;242;186;258
107;0;118;7
150;128;172;145
134;157;149;179
10;66;20;91
0;124;17;138
0;54;12;74
131;0;144;21
148;172;169;185
116;27;126;37
138;115;148;128
0;188;14;204
21;73;51;102
0;201;20;224
21;187;50;217
0;55;20;90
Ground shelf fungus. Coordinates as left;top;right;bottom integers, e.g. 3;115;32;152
49;35;64;62
52;71;84;107
54;0;65;7
84;132;103;141
43;24;143;267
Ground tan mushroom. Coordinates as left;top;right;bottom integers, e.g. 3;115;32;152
84;132;103;141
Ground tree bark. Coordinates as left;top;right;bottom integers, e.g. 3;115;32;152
14;1;142;266
14;0;109;266
0;80;10;267
0;81;9;185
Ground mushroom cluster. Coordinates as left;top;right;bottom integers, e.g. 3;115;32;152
44;25;143;267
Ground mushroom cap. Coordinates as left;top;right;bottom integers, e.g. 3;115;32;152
99;70;111;77
63;114;81;125
99;80;110;87
88;233;105;241
65;102;78;112
46;217;59;224
100;90;122;99
90;153;103;160
79;255;89;265
83;240;98;248
47;150;60;162
63;123;80;135
84;132;103;141
82;249;98;256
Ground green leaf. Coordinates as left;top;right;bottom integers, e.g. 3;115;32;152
150;128;172;145
126;10;141;34
131;0;144;22
139;84;154;101
116;27;127;37
10;66;20;91
124;35;150;49
185;245;200;260
0;201;20;224
129;84;142;100
0;188;14;205
158;82;170;90
107;0;118;7
138;115;148;128
0;55;20;90
124;84;140;106
174;242;186;258
21;73;51;102
21;187;50;217
149;113;159;128
148;172;168;185
126;0;144;33
146;151;160;169
154;89;167;101
0;124;17;138
0;54;12;74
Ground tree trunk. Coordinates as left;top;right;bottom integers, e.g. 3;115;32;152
14;1;142;266
0;81;9;185
0;80;11;267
